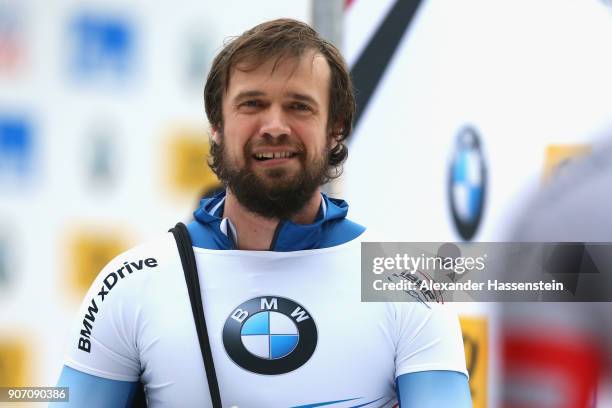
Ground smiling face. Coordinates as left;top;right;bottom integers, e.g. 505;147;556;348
211;50;334;218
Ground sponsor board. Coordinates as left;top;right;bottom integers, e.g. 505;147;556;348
460;316;488;408
164;128;221;196
0;3;25;73
69;11;135;80
542;144;591;184
66;228;131;297
449;126;486;241
0;337;30;388
0;116;33;182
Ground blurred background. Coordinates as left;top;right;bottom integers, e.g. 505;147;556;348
1;0;612;406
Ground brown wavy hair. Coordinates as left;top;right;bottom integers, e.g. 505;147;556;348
204;18;355;181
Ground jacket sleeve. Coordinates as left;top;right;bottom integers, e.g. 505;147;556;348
396;371;471;408
50;365;138;408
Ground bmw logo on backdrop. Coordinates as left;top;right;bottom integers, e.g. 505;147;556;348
223;296;317;375
448;126;487;241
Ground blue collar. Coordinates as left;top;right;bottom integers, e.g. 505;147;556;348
187;191;365;251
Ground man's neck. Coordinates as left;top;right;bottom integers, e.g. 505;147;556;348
223;189;323;250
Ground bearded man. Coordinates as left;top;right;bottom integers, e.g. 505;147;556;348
54;19;471;407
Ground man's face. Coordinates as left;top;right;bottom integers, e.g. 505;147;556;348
212;50;333;219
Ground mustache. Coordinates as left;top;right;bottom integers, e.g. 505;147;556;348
245;136;305;154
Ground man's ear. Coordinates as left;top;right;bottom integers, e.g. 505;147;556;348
211;126;221;144
329;133;340;150
329;121;344;149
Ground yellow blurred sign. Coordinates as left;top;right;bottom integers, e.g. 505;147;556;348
460;316;488;408
0;337;30;387
542;144;591;183
165;127;221;196
66;229;130;297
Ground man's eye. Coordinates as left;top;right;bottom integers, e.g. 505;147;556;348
291;102;311;111
241;100;260;108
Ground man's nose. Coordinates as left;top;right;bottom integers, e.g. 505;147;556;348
260;106;290;138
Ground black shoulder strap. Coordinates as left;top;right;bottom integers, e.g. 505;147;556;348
169;222;222;408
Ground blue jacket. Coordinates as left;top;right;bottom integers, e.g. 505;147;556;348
187;191;366;251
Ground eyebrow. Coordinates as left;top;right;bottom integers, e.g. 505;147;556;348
287;92;319;108
232;90;265;104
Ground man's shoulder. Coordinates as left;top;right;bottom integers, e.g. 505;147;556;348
84;232;180;296
106;232;177;269
64;233;181;383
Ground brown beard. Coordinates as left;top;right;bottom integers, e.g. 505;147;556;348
213;132;328;219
